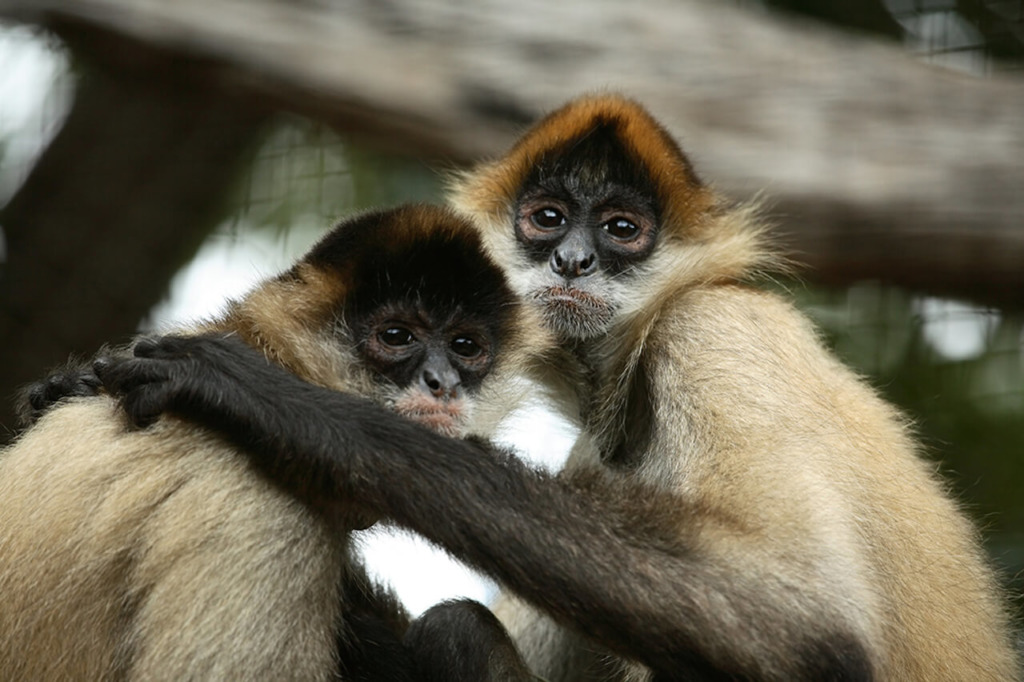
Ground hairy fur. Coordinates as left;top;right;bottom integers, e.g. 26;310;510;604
0;204;535;680
450;94;1019;680
0;402;350;679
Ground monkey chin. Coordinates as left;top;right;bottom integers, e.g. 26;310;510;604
394;393;467;439
535;285;614;340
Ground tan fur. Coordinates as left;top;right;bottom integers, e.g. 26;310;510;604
208;263;372;396
622;286;1017;679
454;94;1019;680
0;400;348;680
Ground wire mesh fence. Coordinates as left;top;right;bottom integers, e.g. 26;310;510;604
886;0;1024;71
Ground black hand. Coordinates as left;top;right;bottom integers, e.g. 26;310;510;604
19;363;103;426
95;334;268;427
94;333;368;502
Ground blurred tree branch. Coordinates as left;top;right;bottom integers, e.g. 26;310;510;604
0;0;1018;301
1;0;1023;437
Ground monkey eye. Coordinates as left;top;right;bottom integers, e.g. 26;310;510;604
530;208;566;230
603;218;640;241
379;327;415;347
450;336;483;358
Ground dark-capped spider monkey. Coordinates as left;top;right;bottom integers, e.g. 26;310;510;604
96;97;1019;680
0;205;537;681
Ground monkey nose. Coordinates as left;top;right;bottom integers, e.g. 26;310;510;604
421;368;461;400
550;249;597;279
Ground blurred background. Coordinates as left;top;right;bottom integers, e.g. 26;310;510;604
1;0;1022;620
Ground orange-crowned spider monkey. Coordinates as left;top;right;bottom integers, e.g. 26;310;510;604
1;205;537;681
98;97;1018;680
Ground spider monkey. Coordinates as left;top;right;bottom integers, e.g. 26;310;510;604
0;205;538;681
89;96;1018;680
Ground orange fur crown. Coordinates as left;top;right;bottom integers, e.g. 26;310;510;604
457;94;717;237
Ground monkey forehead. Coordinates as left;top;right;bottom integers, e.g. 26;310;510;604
299;203;519;328
456;94;718;236
304;204;481;270
521;121;660;214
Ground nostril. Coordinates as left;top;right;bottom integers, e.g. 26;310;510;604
549;250;565;275
423;370;442;393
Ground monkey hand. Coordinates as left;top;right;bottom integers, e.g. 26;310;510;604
18;362;104;427
93;333;356;503
93;334;278;430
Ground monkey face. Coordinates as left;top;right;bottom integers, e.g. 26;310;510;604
450;95;725;343
510;125;660;340
353;301;496;438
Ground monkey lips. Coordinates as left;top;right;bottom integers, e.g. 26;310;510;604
535;285;614;339
394;392;467;438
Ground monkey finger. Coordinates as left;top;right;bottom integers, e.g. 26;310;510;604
92;356;126;392
23;384;53;426
120;384;174;428
182;333;253;361
26;382;49;413
21;368;103;425
132;334;234;366
133;334;211;359
132;336;176;359
45;371;101;400
94;356;172;396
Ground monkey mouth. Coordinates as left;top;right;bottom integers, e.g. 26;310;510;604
394;393;466;438
535;286;614;338
540;285;608;310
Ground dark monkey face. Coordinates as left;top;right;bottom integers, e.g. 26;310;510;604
452;95;714;344
300;204;518;437
512;121;661;340
352;299;497;438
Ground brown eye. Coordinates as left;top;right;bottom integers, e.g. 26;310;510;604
531;208;565;230
603;218;639;241
450;336;482;358
379;327;415;347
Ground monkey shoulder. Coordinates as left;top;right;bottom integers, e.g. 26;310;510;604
640;284;879;407
649;285;820;353
633;284;917;509
636;286;817;401
2;396;343;555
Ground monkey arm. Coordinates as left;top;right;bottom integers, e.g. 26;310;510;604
96;334;872;680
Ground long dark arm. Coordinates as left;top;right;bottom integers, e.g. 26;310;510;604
96;335;871;681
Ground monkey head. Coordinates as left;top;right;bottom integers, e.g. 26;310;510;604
451;94;773;342
212;204;523;438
